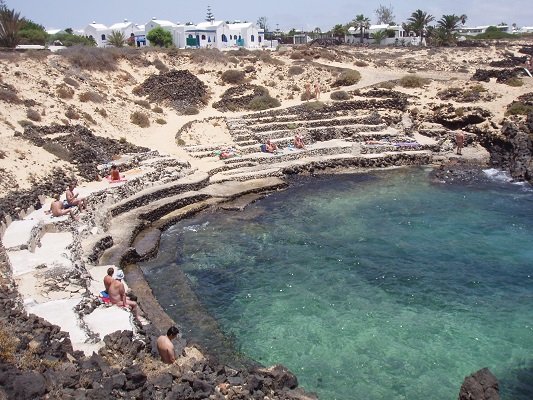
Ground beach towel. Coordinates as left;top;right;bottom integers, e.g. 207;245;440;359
260;144;268;153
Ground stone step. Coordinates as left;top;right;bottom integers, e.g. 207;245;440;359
109;172;209;218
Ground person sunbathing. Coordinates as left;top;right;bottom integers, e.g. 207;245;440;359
108;269;148;325
265;139;278;153
49;194;78;219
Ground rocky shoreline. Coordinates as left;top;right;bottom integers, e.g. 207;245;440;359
2;108;532;398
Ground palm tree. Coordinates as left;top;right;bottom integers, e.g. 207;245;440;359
460;14;468;25
331;24;345;41
437;14;462;45
407;9;434;46
372;29;388;45
313;27;322;39
107;30;126;47
354;14;371;43
0;7;24;48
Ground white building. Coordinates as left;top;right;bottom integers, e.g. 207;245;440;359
145;18;186;48
457;25;511;36
84;22;109;47
108;20;145;47
346;24;421;46
227;22;262;48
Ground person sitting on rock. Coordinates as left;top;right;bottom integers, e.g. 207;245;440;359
110;164;121;181
294;134;305;149
49;194;78;219
107;270;148;325
103;267;114;293
65;181;86;211
156;326;180;364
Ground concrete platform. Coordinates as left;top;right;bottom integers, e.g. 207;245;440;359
2;219;39;249
83;306;134;339
7;231;73;276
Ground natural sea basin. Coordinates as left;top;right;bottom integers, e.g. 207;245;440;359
142;167;533;399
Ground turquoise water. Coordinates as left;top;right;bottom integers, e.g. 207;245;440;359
142;168;533;400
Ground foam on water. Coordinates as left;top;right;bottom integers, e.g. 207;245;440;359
143;168;533;400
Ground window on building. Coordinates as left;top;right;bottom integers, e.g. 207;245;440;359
251;35;255;42
188;34;193;38
201;34;206;40
101;34;106;40
229;35;232;40
222;34;227;42
258;36;261;43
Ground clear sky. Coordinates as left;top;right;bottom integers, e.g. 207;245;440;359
9;0;533;32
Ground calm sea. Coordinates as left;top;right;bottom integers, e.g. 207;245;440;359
142;167;533;400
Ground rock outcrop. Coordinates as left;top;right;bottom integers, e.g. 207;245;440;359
458;368;500;400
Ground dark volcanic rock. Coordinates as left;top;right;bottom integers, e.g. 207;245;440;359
480;113;533;182
134;69;208;112
471;68;526;83
489;56;528;68
458;368;500;400
212;84;272;112
430;104;492;130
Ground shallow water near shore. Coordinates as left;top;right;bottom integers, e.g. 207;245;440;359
142;167;533;400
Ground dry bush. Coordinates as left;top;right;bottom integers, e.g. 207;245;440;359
221;70;246;84
257;52;284;65
182;106;199;115
378;81;397;89
155;118;167;124
152;106;163;113
290;51;305;60
0;326;17;363
300;92;314;101
56;84;74;99
354;60;368;67
65;107;80;119
26;108;41;122
0;87;22;104
332;69;361;87
82;112;97;124
134;99;151;109
18;120;34;128
288;66;305;76
506;101;533;115
227;56;239;64
303;101;325;111
188;48;228;64
63;76;79;88
96;107;107;117
153;58;169;73
79;91;105;103
330;91;351;101
60;46;141;71
130;111;150;127
399;75;430;88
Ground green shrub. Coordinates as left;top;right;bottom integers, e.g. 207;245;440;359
96;107;107;117
290;51;304;60
300;91;314;101
304;101;325;111
79;91;105;103
26;109;41;122
156;118;167;124
378;81;396;89
399;75;430;88
152;106;164;113
332;69;361;87
354;60;368;67
504;78;523;87
330;91;351;101
248;95;280;111
288;65;305;76
153;58;169;72
286;123;298;130
130;111;150;127
506;102;533;115
221;70;246;84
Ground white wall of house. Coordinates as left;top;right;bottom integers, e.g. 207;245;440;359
145;19;181;47
84;23;109;47
227;23;261;48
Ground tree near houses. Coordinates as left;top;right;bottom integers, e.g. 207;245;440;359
107;30;126;47
19;19;48;45
407;9;434;45
331;24;345;41
257;16;268;32
372;29;388;45
375;4;395;25
0;6;24;48
206;5;215;23
353;14;371;43
437;14;463;45
147;27;173;48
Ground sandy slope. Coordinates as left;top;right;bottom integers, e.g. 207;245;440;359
0;42;532;192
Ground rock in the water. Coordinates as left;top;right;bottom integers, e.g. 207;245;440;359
458;368;500;400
